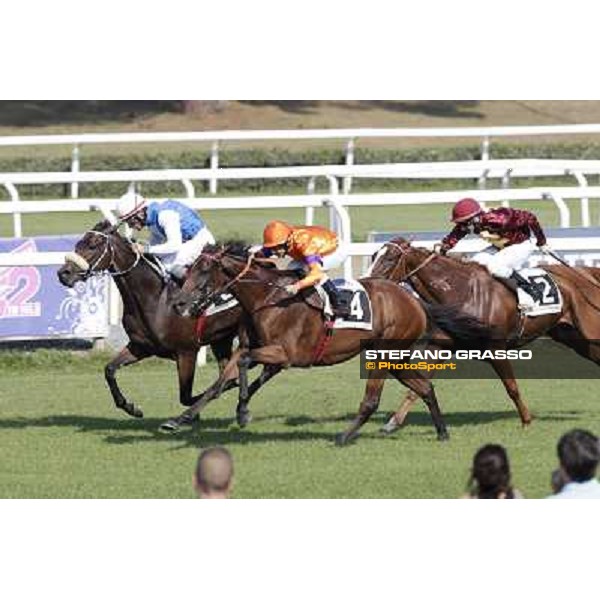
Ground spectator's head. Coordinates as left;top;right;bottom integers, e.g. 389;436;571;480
557;429;600;483
469;444;514;499
194;446;234;499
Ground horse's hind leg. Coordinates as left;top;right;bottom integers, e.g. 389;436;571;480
390;371;449;441
381;389;419;434
488;358;532;426
105;344;149;418
235;355;283;427
336;373;386;446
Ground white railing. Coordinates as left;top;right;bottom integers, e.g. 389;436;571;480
4;159;600;236
3;123;600;195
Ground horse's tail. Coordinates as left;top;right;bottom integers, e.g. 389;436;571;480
423;302;497;347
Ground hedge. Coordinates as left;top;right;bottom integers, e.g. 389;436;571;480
2;142;600;200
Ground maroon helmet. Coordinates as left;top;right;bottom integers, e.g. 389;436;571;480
451;198;483;223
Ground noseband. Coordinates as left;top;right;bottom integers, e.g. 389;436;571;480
65;230;141;279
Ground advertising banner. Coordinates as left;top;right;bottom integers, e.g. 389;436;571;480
0;236;109;340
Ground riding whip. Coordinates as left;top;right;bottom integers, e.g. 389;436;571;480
542;247;600;292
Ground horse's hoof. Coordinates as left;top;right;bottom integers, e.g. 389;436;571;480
380;417;400;435
335;431;359;446
158;420;181;434
131;407;144;419
122;404;143;419
236;412;252;428
180;414;200;426
437;431;450;442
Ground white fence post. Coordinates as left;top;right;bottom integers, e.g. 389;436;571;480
570;170;590;227
3;182;22;237
182;178;195;199
209;141;219;194
343;138;355;194
501;168;512;207
71;144;80;199
479;136;490;189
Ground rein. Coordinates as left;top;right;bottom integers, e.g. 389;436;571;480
66;230;141;279
383;241;436;283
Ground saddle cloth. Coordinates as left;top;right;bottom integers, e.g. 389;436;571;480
204;292;239;316
515;268;562;316
316;278;373;330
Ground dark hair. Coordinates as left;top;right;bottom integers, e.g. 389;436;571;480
557;429;600;483
469;444;515;499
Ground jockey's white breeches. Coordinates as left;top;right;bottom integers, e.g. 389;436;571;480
471;239;535;278
287;244;349;278
160;228;216;271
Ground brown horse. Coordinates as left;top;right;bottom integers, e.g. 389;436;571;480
167;242;495;444
57;221;263;420
369;237;600;431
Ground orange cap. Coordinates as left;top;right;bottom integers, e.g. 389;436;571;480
263;220;293;247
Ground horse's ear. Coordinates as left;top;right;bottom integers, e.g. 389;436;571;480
406;234;415;245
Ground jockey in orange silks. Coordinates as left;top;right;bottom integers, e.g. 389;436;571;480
259;220;350;318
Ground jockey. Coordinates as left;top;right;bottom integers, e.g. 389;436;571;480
259;220;350;318
437;197;549;303
115;192;215;282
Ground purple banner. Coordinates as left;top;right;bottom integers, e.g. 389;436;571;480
0;236;109;339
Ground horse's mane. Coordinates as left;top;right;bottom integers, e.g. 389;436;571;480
92;219;118;234
389;236;489;276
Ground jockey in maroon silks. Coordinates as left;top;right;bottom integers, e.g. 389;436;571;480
437;198;550;303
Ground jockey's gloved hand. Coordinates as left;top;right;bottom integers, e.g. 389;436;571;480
540;244;551;253
284;283;299;295
433;243;446;255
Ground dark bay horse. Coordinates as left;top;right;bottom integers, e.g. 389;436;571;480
369;237;600;430
57;221;249;419
168;242;495;444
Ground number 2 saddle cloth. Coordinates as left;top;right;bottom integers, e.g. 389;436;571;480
515;268;562;316
316;278;373;330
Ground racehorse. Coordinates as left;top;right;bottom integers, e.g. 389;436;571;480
368;237;600;431
57;221;259;420
167;242;495;444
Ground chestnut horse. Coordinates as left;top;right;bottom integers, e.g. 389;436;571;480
57;221;269;419
369;237;600;431
167;242;494;444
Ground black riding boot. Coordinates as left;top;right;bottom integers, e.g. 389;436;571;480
321;279;350;319
510;270;542;303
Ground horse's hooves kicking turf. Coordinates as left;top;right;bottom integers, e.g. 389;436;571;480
335;431;360;446
437;432;450;442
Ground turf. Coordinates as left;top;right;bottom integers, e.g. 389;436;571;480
1;351;598;498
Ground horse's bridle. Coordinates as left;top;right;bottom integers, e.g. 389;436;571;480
186;249;255;314
186;250;288;315
65;230;141;279
378;241;436;283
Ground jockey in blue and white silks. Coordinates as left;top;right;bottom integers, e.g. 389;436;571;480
115;192;215;278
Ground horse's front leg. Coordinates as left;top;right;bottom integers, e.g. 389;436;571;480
104;344;150;418
176;351;198;407
159;348;247;433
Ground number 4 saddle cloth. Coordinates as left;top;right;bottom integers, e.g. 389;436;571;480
316;278;373;330
515;268;562;316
